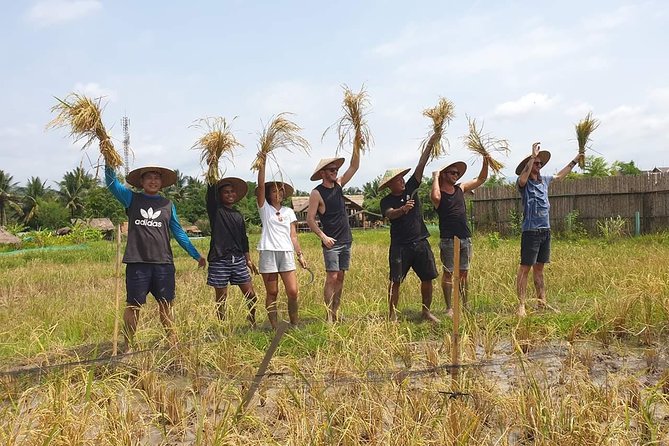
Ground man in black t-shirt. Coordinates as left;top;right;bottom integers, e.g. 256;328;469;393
379;136;439;323
431;158;488;316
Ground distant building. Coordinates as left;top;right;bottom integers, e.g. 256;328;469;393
291;194;366;230
649;167;669;174
0;227;21;247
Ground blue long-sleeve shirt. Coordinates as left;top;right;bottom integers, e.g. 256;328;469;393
105;166;201;260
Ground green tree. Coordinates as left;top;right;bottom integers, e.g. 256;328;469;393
163;169;188;203
483;173;510;187
583;156;611;178
22;176;50;226
58;167;96;219
83;186;127;225
34;198;70;229
178;176;207;225
0;170;23;226
611;160;641;176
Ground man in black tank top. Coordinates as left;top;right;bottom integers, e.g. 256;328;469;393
431;158;488;317
379;135;439;323
306;150;361;323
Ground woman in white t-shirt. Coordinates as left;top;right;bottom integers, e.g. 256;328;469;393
256;156;307;329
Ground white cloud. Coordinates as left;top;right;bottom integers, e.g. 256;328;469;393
564;102;595;117
73;82;117;102
493;93;560;118
27;0;101;26
581;5;636;31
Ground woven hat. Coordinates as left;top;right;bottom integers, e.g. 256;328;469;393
257;181;295;198
216;177;248;203
515;150;551;175
438;161;468;179
126;166;177;189
378;168;411;191
310;157;345;181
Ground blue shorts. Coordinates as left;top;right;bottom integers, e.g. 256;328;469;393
520;229;551;266
125;263;176;306
323;243;351;272
439;237;472;272
207;256;251;288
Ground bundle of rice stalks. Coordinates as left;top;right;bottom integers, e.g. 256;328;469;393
191;117;242;185
575;112;600;169
464;116;509;174
251;113;310;172
323;85;372;157
422;97;455;160
48;93;123;169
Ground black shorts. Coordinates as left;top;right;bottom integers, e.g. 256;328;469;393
125;263;176;306
520;229;551;266
389;239;438;283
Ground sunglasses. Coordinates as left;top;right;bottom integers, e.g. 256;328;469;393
533;161;543;167
445;170;460;176
275;211;283;222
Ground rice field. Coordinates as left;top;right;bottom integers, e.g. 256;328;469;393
2;230;669;445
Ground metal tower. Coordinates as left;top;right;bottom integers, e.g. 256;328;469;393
121;116;130;176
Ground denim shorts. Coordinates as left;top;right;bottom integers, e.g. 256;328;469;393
323;243;352;272
258;250;296;273
125;263;176;306
520;229;551;266
439;237;472;272
389;239;438;283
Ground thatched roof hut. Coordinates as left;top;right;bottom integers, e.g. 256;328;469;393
0;227;21;246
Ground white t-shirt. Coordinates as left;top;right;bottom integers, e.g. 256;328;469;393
257;201;297;251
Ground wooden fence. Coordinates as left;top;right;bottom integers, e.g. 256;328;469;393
470;172;669;235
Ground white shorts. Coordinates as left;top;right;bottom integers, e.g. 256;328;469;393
258;250;296;273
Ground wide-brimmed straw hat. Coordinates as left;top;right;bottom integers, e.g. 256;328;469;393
257;181;295;198
216;177;248;203
310;157;345;181
378;168;411;191
515;150;551;175
439;161;468;179
126;166;177;189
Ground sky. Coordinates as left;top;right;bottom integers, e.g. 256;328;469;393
1;0;668;192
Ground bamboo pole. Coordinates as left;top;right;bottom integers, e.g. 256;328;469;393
112;224;122;356
450;236;461;439
237;320;289;418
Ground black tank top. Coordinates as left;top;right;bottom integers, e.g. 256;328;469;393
315;183;352;246
123;193;174;264
436;185;471;239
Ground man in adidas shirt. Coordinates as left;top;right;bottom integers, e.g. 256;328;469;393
106;164;206;353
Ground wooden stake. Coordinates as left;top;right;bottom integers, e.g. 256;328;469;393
237;321;289;418
450;236;461;439
112;224;122;356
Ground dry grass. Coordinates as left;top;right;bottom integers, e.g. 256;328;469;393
464;116;509;174
48;93;123;169
323;85;372;158
422;97;455;160
575;112;600;169
251;113;310;172
190;117;242;185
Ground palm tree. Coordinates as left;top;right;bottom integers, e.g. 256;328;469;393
163;169;187;203
58;167;96;219
23;176;49;224
0;170;23;226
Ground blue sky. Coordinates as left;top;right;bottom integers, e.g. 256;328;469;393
2;0;667;191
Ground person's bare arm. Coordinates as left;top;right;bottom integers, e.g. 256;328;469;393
290;222;307;268
385;199;415;220
412;133;437;183
461;157;489;193
338;144;362;188
554;153;583;182
518;142;540;188
430;171;441;208
306;189;336;248
256;155;266;207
